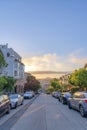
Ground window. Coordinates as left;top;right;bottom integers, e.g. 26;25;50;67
14;71;17;76
7;52;10;57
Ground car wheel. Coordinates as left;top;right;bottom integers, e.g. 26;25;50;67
21;100;23;105
58;98;60;101
68;102;72;109
61;99;64;104
6;105;11;114
15;102;17;108
79;106;85;117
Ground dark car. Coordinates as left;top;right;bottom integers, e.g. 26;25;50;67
0;94;10;117
68;91;87;117
59;92;71;104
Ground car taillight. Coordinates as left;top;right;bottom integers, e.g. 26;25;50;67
84;100;87;103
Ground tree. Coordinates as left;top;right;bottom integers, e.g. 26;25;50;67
51;78;61;91
68;68;87;90
84;63;87;69
45;86;54;93
3;77;16;92
0;76;7;91
70;86;79;94
0;50;7;69
60;84;68;92
24;75;41;92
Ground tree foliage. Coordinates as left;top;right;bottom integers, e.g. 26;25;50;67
3;77;16;92
51;78;61;91
68;68;87;90
70;86;79;94
0;76;16;92
84;63;87;69
24;75;41;92
0;76;7;91
45;86;54;93
0;50;7;69
60;84;68;92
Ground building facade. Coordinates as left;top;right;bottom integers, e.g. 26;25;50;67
0;44;25;93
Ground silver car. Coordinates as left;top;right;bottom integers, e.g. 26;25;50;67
9;94;24;108
68;92;87;117
24;91;34;99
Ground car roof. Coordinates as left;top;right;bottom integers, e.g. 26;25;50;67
74;91;87;94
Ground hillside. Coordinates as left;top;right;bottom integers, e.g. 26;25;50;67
28;71;70;75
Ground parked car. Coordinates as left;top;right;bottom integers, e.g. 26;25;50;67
52;91;58;98
68;91;87;117
59;92;71;104
24;91;34;99
46;91;50;94
9;94;24;108
0;94;10;117
52;91;61;99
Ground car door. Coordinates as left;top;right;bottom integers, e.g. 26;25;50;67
72;92;81;110
0;96;3;116
60;93;65;102
70;93;79;108
74;93;84;110
3;95;9;111
18;95;22;105
17;95;20;105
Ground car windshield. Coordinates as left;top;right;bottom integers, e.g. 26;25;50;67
10;95;18;99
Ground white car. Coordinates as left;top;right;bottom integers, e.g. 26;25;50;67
24;91;34;99
9;94;24;108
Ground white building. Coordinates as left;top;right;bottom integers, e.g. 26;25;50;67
0;44;25;93
0;44;24;78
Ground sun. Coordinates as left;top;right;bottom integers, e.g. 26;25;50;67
25;65;36;72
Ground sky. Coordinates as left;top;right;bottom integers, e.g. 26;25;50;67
0;0;87;72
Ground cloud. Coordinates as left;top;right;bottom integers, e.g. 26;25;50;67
69;49;87;66
69;56;87;65
69;48;84;57
22;53;62;71
22;52;87;72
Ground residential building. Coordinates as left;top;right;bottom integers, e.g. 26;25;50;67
0;44;25;93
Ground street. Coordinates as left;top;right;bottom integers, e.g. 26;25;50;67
1;93;87;130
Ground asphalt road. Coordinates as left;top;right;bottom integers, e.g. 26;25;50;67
0;95;39;130
1;93;87;130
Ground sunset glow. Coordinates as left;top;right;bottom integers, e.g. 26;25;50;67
1;1;86;72
25;65;37;72
23;52;86;72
